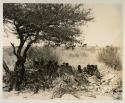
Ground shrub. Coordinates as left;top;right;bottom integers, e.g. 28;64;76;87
27;46;59;64
98;46;122;70
22;46;60;91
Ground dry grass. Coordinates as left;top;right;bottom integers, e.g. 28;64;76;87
54;46;99;68
98;46;122;70
27;46;60;65
3;46;122;72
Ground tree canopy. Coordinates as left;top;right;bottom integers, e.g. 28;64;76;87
3;3;93;44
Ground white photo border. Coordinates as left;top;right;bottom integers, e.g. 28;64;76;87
0;0;125;103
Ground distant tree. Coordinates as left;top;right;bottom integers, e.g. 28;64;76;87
3;3;94;91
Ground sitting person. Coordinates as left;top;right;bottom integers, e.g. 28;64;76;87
77;65;82;73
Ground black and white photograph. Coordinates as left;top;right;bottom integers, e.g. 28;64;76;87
2;1;124;101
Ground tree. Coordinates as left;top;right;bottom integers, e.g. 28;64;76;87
3;3;94;91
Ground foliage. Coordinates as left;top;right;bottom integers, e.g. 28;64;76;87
98;46;122;70
3;3;94;46
26;46;59;66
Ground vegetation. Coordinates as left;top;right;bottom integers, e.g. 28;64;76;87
3;3;93;91
23;46;60;91
3;46;122;100
27;46;59;65
98;46;122;70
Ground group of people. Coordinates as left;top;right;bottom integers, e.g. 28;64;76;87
77;64;102;79
33;58;102;82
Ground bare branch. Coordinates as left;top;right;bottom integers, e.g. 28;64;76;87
10;42;18;57
3;60;11;75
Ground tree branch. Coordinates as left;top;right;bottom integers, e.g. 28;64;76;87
10;42;18;58
13;20;24;42
17;40;25;55
23;31;39;58
3;60;11;75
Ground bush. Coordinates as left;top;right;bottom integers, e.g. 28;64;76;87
22;46;60;91
27;46;59;64
98;46;122;70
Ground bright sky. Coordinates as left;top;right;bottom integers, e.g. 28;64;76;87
3;4;123;47
83;4;122;47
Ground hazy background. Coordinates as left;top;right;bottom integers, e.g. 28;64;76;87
3;4;123;47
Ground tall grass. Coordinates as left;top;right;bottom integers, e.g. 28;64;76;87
27;46;59;65
98;46;122;70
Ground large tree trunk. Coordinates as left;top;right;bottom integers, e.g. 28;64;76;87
6;55;26;91
10;42;27;91
13;56;26;91
10;34;37;91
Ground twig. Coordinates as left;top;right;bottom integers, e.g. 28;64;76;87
10;42;18;57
